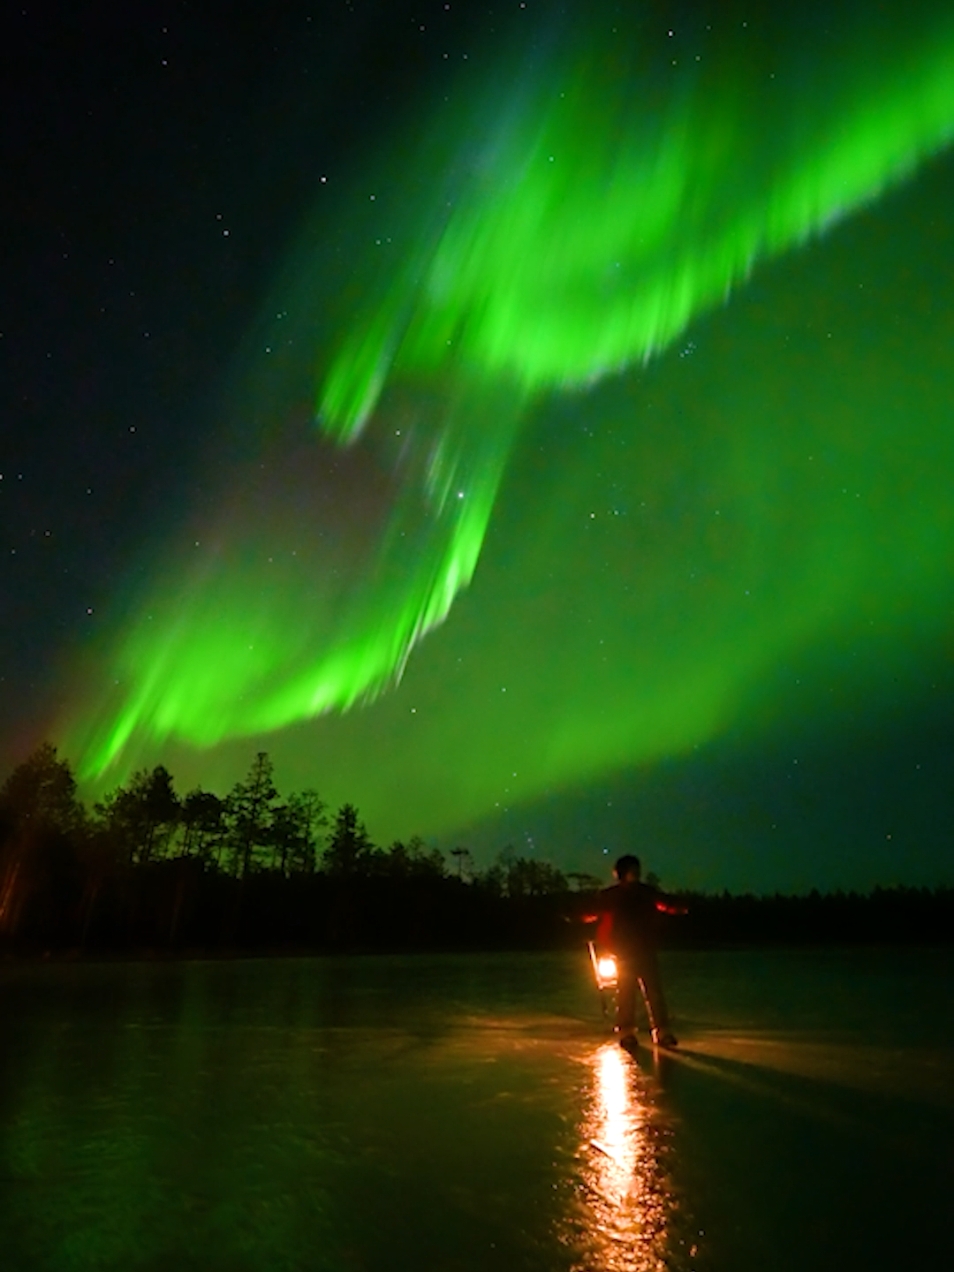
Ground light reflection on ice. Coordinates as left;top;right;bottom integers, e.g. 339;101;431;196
565;1042;675;1272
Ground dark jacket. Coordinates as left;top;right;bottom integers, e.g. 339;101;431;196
596;881;663;954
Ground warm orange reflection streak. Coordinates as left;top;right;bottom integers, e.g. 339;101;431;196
570;1043;674;1272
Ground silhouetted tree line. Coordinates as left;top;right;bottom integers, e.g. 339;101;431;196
664;885;954;947
0;745;576;953
1;744;952;954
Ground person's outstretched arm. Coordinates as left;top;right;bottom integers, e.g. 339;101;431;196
654;891;688;916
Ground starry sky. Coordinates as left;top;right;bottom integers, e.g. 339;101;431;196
2;0;953;893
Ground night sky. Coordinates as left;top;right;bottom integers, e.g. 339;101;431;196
2;0;952;892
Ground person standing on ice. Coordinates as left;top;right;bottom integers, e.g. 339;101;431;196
589;855;685;1050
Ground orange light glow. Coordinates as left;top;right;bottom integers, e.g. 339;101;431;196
588;941;619;990
563;1043;674;1270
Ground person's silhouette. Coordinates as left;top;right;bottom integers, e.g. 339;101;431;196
590;855;684;1049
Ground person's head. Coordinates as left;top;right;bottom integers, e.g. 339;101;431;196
614;854;641;884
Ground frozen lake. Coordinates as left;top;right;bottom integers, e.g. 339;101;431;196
1;947;951;1271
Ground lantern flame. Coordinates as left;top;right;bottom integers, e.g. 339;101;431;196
588;941;619;990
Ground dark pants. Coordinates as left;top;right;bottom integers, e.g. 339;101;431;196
616;945;670;1035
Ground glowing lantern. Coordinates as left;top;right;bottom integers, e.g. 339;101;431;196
588;941;618;990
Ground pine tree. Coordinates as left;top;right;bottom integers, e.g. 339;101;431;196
225;753;280;878
323;803;374;876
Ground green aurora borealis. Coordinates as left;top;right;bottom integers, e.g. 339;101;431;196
60;3;954;885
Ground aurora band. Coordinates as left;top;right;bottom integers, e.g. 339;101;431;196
69;8;954;777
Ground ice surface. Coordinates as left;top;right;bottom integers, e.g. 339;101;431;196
0;948;951;1270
